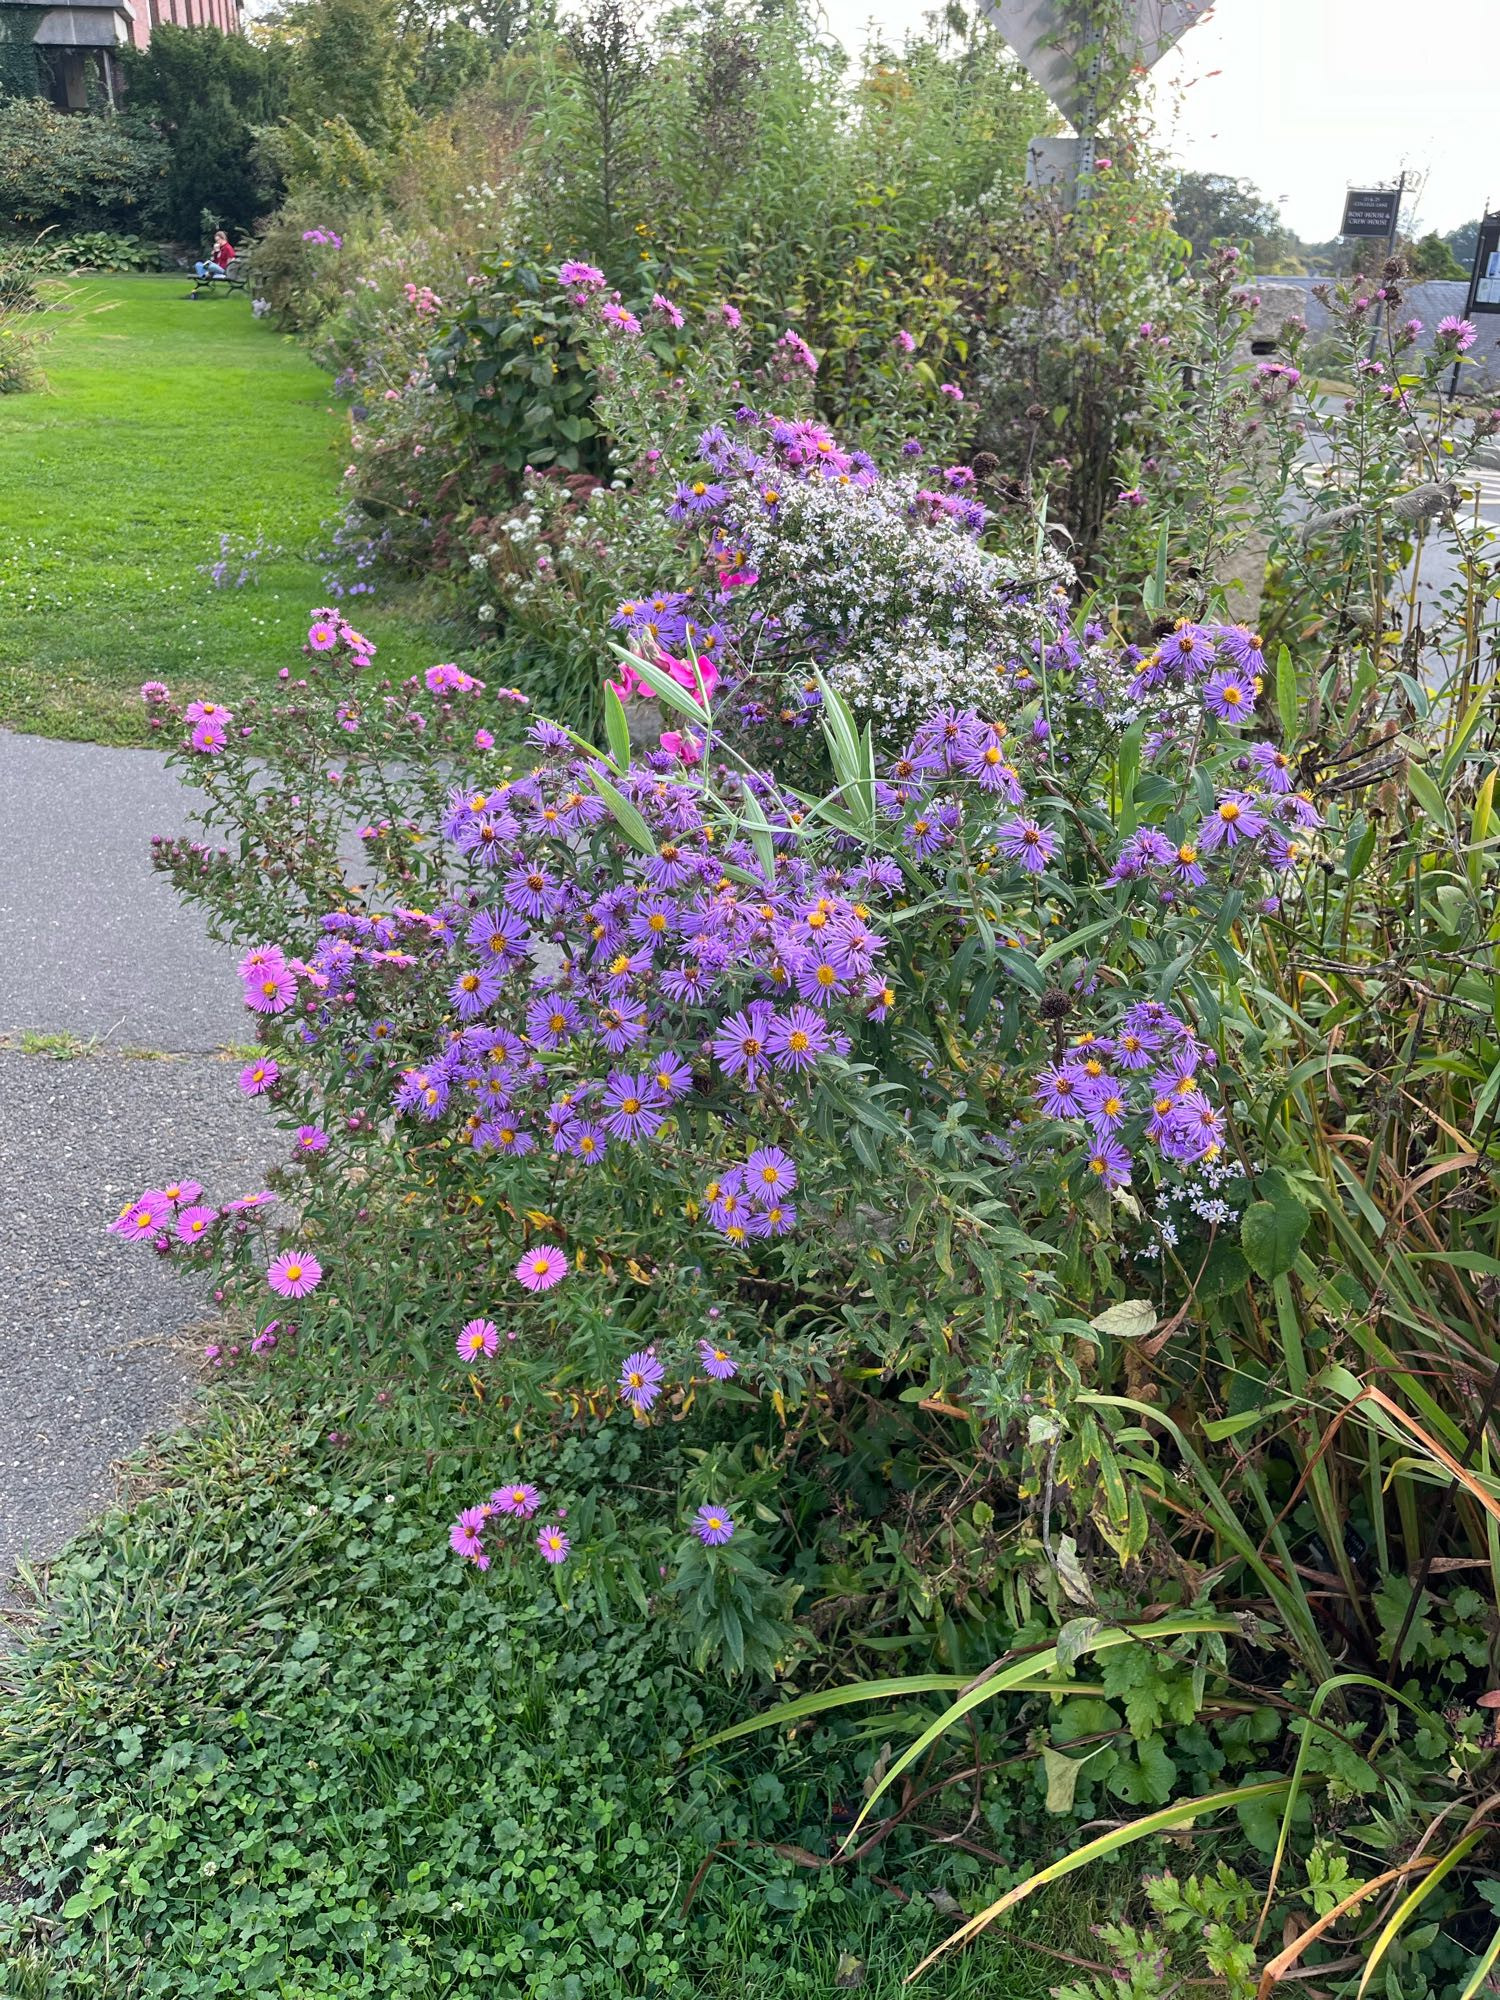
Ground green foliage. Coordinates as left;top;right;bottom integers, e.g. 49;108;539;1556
290;0;412;150
120;25;290;237
0;97;168;231
15;227;162;270
1405;230;1467;282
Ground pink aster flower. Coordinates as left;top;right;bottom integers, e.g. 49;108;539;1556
894;329;916;353
939;383;964;401
558;260;604;288
718;301;742;329
191;718;227;754
308;621;340;652
160;1179;202;1207
536;1523;571;1564
267;1250;323;1299
244;966;296;1014
692;1503;735;1546
515;1244;568;1292
1437;316;1478;353
175;1203;219;1243
457;1317;500;1360
110;1190;172;1239
450;1513;489;1565
294;1125;329;1155
239;1058;280;1096
493;1482;541;1518
140;681;169;705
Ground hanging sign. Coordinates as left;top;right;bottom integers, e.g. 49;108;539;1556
1340;188;1402;238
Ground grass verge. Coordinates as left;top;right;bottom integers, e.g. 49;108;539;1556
0;276;452;746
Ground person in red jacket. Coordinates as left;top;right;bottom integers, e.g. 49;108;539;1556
193;232;235;282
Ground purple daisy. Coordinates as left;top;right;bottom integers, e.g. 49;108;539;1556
711;1005;774;1085
765;1004;830;1072
244;966;297;1014
619;1348;665;1413
745;1146;798;1199
1204;667;1255;722
1198;793;1268;851
692;1504;736;1546
110;1189;172;1239
449;1516;488;1565
295;1125;329;1155
1084;1138;1133;1189
493;1481;541;1518
995;818;1058;874
698;1339;737;1380
239;1058;280;1097
601;1072;668;1143
175;1204;219;1243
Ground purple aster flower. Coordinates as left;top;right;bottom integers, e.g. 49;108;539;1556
457;1317;500;1360
527;995;582;1048
267;1250;322;1299
239;1057;280;1096
692;1503;735;1546
503;863;560;920
669;478;728;519
698;1339;737;1380
1081;1077;1129;1132
160;1178;202;1207
1249;742;1295;793
449;965;502;1019
493;1482;541;1518
516;1245;568;1292
191;718;227;754
746;1201;797;1237
649;1049;693;1098
567;1120;609;1164
1170;840;1206;886
711;1004;774;1085
601;1072;668;1143
559;260;604;287
1198;793;1268;851
745;1146;797;1199
1034;1064;1086;1119
619;1348;665;1413
995;818;1058;874
536;1523;571;1563
1204;667;1256;722
1084;1138;1133;1189
765;1005;830;1072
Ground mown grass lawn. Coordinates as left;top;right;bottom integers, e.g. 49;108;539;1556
0;275;451;745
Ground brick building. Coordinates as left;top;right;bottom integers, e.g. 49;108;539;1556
8;0;242;109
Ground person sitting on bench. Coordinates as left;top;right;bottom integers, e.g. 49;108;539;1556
194;232;235;282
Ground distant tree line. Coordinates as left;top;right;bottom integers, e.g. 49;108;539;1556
1170;169;1479;282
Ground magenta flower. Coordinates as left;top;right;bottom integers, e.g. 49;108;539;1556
894;329;916;353
239;1058;280;1096
515;1244;568;1292
140;680;169;704
698;1339;737;1380
718;301;742;329
1437;315;1478;352
244;966;296;1014
294;1124;329;1155
450;1515;488;1565
536;1523;571;1564
692;1503;736;1546
493;1481;541;1518
939;383;964;401
160;1178;202;1207
175;1204;219;1243
308;621;340;651
558;260;604;288
267;1250;323;1299
110;1190;172;1239
457;1317;500;1360
191;718;227;753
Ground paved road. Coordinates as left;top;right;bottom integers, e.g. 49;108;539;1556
0;732;275;1618
0;731;248;1050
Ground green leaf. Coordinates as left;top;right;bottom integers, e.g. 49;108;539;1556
1040;1745;1086;1814
603;683;631;773
1275;641;1299;746
1088;1299;1157;1340
1240;1193;1310;1281
607;644;710;725
1407;761;1450;829
588;771;657;856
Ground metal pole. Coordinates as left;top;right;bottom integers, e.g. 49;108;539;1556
1449;200;1491;403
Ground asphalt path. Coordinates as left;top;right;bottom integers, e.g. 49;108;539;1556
0;732;275;1616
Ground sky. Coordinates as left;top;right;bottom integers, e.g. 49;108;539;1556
818;0;1499;240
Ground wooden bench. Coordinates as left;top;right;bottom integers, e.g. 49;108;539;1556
188;255;250;300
